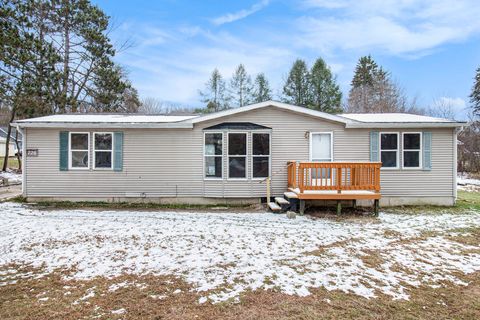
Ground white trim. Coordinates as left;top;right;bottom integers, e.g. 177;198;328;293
15;122;194;129
227;132;248;180
251;132;271;180
203;131;224;180
192;100;350;125
379;132;399;170
93;132;114;170
309;132;334;162
68;132;90;170
345;122;464;129
401;132;422;170
17;126;26;196
453;128;460;200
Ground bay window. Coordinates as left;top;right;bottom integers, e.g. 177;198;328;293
94;133;113;169
204;132;223;178
403;132;422;168
252;133;270;178
228;133;247;178
380;133;398;168
69;132;89;169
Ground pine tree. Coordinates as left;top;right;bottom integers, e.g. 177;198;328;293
199;68;228;112
91;63;140;113
252;73;272;103
282;59;310;106
347;55;413;113
229;64;253;107
470;67;480;117
308;58;342;113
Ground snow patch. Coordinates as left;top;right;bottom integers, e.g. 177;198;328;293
1;202;479;303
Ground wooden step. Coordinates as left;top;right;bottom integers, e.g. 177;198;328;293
267;202;282;213
275;197;290;205
283;191;298;199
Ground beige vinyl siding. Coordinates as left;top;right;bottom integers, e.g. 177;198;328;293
23;105;455;201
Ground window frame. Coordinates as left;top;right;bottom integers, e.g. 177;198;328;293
68;132;90;170
379;132;399;170
203;131;224;180
251;131;271;180
227;131;248;180
309;132;334;162
402;132;422;170
93;132;114;170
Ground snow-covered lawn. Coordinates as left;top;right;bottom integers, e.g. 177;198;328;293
1;202;480;304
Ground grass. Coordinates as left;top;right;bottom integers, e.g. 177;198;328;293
0;265;479;320
0;157;19;170
383;190;480;215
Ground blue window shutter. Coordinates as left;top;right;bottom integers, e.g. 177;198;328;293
370;131;379;162
113;131;123;172
59;131;69;171
423;132;432;171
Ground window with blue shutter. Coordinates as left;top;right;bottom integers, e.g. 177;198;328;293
113;131;123;172
370;131;379;162
423;132;432;171
59;131;69;171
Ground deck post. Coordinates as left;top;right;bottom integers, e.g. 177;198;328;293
299;200;305;215
352;200;357;209
373;199;379;216
336;201;342;215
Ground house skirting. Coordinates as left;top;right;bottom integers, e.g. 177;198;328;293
25;195;455;207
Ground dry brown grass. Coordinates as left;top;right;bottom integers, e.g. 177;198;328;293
1;264;479;320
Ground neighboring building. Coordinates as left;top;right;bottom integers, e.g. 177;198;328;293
13;101;465;209
0;127;21;157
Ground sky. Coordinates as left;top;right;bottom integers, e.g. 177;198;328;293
93;0;480;119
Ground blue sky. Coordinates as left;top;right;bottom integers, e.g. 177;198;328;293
93;0;480;119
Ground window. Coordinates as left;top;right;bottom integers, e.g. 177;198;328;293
252;133;270;178
310;133;332;162
380;133;398;168
69;132;89;169
204;132;223;178
94;133;113;169
228;133;247;178
403;132;422;168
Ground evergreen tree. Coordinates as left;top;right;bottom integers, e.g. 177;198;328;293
308;58;342;113
91;63;140;113
282;59;310;106
229;64;253;107
252;73;272;103
199;68;228;112
470;67;480;117
347;55;413;113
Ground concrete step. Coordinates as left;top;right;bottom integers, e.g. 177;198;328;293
267;202;282;213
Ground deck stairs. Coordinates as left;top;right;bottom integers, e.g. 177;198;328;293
267;192;299;213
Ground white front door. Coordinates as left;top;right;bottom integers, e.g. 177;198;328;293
310;132;332;162
310;132;333;180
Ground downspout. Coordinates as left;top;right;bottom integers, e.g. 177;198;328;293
453;126;463;203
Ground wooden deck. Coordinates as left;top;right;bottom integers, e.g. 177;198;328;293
287;161;382;214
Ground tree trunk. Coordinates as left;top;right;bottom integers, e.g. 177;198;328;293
61;1;70;113
2;110;15;171
14;130;22;172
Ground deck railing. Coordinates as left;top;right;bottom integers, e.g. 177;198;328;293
287;161;381;193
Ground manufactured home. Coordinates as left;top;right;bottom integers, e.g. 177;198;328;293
13;101;465;212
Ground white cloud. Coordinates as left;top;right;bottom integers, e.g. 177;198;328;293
116;24;294;105
437;97;467;110
211;0;270;26
297;0;480;56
